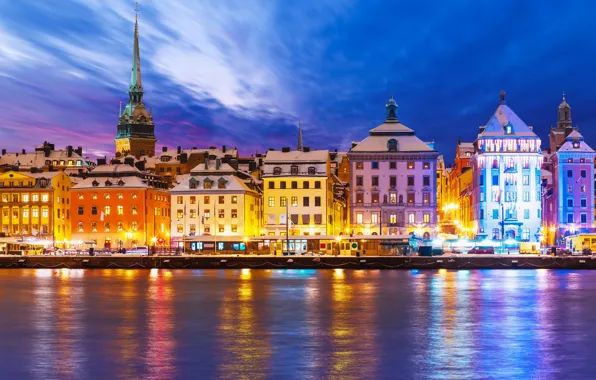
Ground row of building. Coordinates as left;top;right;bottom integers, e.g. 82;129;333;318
1;14;593;254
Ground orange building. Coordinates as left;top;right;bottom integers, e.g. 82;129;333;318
70;164;170;250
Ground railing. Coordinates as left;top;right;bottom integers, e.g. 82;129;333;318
351;202;437;208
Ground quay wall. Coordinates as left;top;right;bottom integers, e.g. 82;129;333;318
0;255;595;270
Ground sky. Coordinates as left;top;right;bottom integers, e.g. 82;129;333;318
0;0;595;162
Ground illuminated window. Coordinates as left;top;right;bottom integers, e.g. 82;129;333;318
407;162;415;169
231;209;238;218
232;196;238;204
91;222;97;232
423;162;430;169
204;210;210;218
219;196;225;204
280;197;287;207
78;222;84;232
117;193;123;199
177;196;183;204
219;224;225;233
356;162;363;169
117;205;124;215
117;222;124;232
91;193;97;200
218;209;224;218
268;197;275;207
423;213;430;223
408;213;415;224
371;213;379;224
104;193;110;200
41;194;49;202
41;208;48;218
390;213;397;224
190;209;197;219
22;194;29;202
132;222;138;231
78;193;83;200
177;209;183;219
204;196;210;204
104;206;110;215
132;193;137;199
356;212;363;224
22;208;29;218
190;196;196;204
104;223;110;232
390;193;396;203
32;208;39;218
132;206;138;215
177;224;183;233
231;224;238;233
291;196;298;207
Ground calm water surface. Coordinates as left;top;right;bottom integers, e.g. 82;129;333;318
0;269;595;379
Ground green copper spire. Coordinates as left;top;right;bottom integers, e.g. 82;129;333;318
129;2;143;104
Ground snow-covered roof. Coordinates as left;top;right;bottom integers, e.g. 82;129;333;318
264;150;329;163
72;176;148;189
90;164;141;175
350;135;435;152
480;102;537;138
190;162;236;175
557;130;595;153
0;150;88;169
368;121;414;134
171;174;256;193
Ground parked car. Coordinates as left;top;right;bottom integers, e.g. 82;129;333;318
468;246;495;255
127;246;149;255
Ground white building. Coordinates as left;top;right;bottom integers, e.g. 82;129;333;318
169;158;262;252
348;98;439;238
471;91;543;243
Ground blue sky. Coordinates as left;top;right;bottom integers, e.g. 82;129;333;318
0;0;594;162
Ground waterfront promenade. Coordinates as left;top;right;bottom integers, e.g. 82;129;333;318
0;254;595;270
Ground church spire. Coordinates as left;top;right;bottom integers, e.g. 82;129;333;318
129;2;143;104
557;92;572;130
297;121;303;151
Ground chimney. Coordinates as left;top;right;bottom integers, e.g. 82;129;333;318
1;149;5;155
177;146;182;154
44;148;50;157
208;154;217;161
216;158;221;170
76;146;83;156
282;147;291;153
209;146;217;150
228;159;238;170
21;149;25;154
162;146;168;152
303;147;311;152
67;146;73;157
268;148;274;151
97;158;107;166
179;153;188;164
124;157;135;167
222;145;227;153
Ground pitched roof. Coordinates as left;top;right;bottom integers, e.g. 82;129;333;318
557;130;595;153
480;102;537;137
72;176;148;189
264;150;329;163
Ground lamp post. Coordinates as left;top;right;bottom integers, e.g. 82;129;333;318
501;202;505;254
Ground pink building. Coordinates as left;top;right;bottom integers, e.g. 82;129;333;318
348;98;439;238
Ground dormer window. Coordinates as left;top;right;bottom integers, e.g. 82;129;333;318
105;180;112;186
387;139;398;152
189;178;198;189
308;167;316;175
204;178;213;189
273;167;282;175
291;165;298;175
218;178;227;189
92;180;99;187
573;141;581;149
117;180;125;186
504;122;513;135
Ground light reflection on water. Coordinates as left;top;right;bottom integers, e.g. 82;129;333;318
0;269;596;379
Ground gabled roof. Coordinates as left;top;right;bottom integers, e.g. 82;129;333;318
480;102;537;137
558;130;595;153
264;150;329;163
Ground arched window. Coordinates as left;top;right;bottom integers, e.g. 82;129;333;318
387;139;398;152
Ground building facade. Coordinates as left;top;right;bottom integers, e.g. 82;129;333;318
0;171;72;243
262;148;346;236
169;159;262;251
471;92;543;243
115;15;157;158
70;165;170;249
348;98;439;238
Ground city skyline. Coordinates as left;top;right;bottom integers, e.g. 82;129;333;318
1;1;596;161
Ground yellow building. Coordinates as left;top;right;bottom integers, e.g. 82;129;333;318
457;168;474;238
262;148;346;236
170;159;262;253
0;171;72;244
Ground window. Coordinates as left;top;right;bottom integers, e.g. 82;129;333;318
389;214;397;224
407;176;414;186
218;196;225;204
218;209;224;218
104;206;111;216
189;180;198;189
232;196;238;204
204;196;210;204
77;222;84;232
273;167;282;175
581;185;586;193
567;214;573;223
407;162;415;169
177;224;183;233
372;176;379;186
177;209;183;219
356;213;363;224
78;206;84;215
479;175;484;186
91;222;97;232
407;194;415;204
372;193;379;203
423;213;430;223
568;185;573;193
231;224;238;233
408;213;415;224
32;193;39;202
423;176;430;186
581;198;587;208
371;162;379;169
390;176;396;187
581;213;588;224
91;207;97;215
22;208;29;218
523;192;530;202
568;158;573;163
390;193;397;203
117;205;124;215
291;196;298;207
278;181;286;190
41;194;49;202
291;181;298;189
522;228;530;241
303;197;310;207
581;169;587;178
423;162;430;169
308;167;316;175
356;162;363;169
423;193;430;204
390;162;396;169
356;176;363;186
104;222;110;232
22;194;29;202
388;139;398;151
524;209;529;219
190;209;196;218
567;169;573;178
188;196;196;205
315;196;321;207
104;193;110;200
371;213;379;224
132;206;138;215
523;175;529;185
268;197;275;207
314;181;321;189
132;193;137;199
177;196;183;204
42;208;48;218
303;181;310;189
567;199;574;207
117;193;123;199
291;165;298;175
492;209;499;219
492;175;499;186
218;180;226;189
480;209;485;220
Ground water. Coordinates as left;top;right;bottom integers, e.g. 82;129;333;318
0;269;595;379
